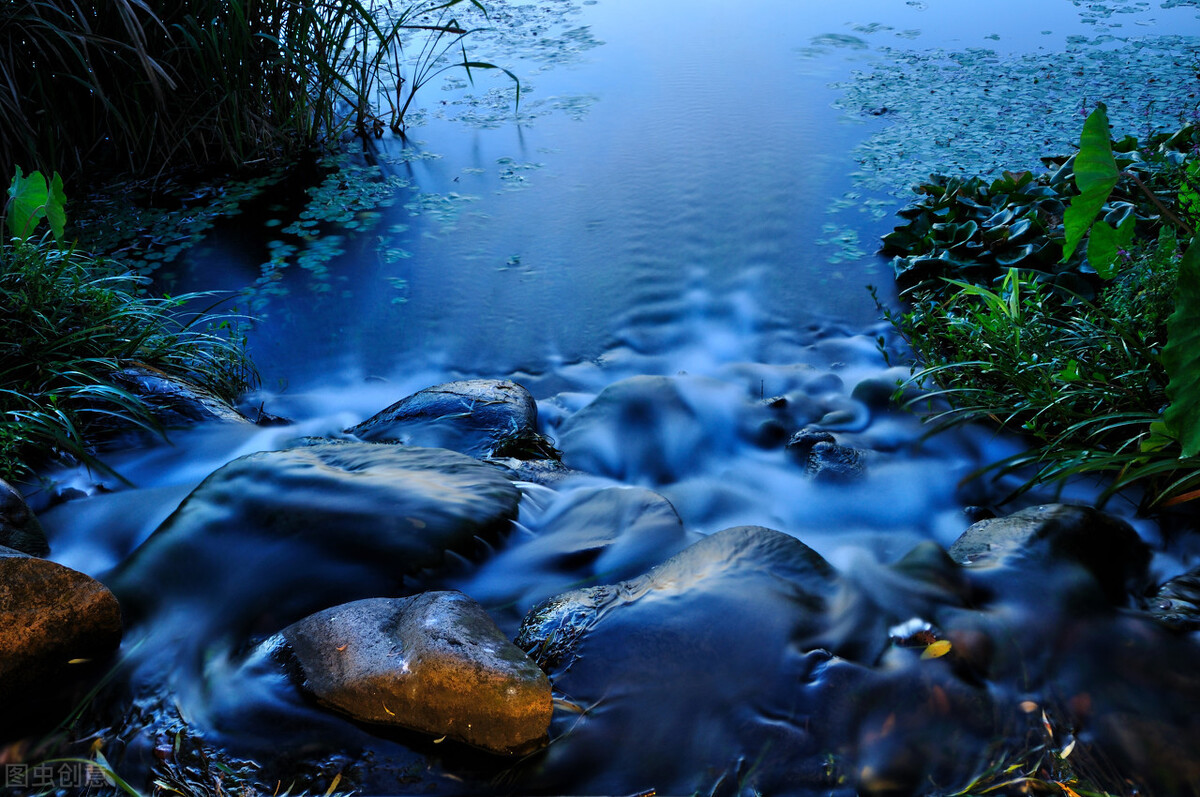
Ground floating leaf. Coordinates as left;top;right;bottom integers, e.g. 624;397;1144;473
921;639;952;659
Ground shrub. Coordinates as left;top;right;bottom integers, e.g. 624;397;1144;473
881;110;1200;510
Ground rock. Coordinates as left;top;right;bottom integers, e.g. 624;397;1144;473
110;443;521;634
464;485;691;611
111;365;251;428
0;546;122;736
947;504;1151;604
275;592;551;755
484;457;583;486
518;524;837;672
0;479;48;556
850;367;914;410
786;428;867;482
345;380;558;460
1147;566;1200;631
512;526;841;793
556;374;766;484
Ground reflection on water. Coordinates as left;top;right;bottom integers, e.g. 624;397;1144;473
31;0;1200;793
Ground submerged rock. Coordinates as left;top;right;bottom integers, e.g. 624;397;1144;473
345;379;558;460
463;485;692;612
1148;566;1200;631
110;443;521;634
947;504;1151;603
0;546;122;737
274;591;551;755
786;428;867;482
556;374;769;484
0;479;48;556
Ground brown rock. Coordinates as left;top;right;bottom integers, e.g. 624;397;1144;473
0;547;122;735
278;591;551;755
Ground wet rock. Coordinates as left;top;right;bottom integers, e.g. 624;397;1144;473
517;524;836;671
0;479;48;556
111;365;251;428
786;428;867;482
0;546;122;736
345;379;558;460
1147;566;1200;631
274;592;551;755
464;485;691;611
556;374;767;484
850;367;914;410
110;443;521;633
513;525;840;793
484;456;583;486
947;504;1151;604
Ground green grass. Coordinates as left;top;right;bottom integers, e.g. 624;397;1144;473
0;235;253;482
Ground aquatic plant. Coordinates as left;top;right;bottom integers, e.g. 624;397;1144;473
1;169;254;481
0;0;517;182
882;110;1200;509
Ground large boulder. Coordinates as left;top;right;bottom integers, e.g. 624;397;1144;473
947;504;1151;604
0;546;122;737
109;443;521;636
273;592;551;755
512;526;842;793
0;479;48;556
345;380;557;460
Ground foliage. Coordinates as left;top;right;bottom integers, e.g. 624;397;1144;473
1060;103;1127;275
1162;241;1200;457
0;171;254;482
881;122;1198;300
882;115;1200;509
0;0;517;183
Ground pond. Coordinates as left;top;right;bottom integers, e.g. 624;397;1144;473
32;0;1200;794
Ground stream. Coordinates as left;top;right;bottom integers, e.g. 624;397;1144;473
27;0;1200;794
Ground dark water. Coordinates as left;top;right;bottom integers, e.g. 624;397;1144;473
32;0;1200;793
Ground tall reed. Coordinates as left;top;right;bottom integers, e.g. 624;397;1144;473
0;0;508;183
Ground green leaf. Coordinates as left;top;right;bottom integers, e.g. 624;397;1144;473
47;172;67;241
1061;104;1121;263
1180;159;1200;223
7;167;48;240
1163;239;1200;457
1085;212;1136;279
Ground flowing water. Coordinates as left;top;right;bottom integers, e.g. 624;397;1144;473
30;0;1200;793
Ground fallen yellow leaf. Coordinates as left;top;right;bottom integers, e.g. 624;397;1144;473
921;639;952;660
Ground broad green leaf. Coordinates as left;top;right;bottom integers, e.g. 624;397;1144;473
1085;213;1135;279
7;167;49;240
1163;239;1200;457
1061;104;1121;262
47;172;67;241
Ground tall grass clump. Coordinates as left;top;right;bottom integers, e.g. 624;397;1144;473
0;0;514;183
881;108;1200;510
1;169;253;482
